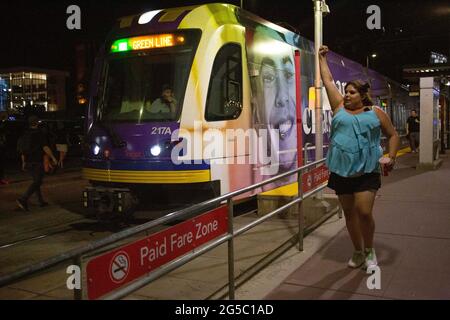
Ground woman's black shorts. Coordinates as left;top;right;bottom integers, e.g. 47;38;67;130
327;172;381;195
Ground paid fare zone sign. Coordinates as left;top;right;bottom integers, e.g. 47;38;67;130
86;206;228;300
301;165;329;194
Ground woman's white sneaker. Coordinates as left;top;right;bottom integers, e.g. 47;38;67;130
364;248;378;269
348;250;365;268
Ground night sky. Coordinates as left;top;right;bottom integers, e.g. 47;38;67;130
1;0;449;83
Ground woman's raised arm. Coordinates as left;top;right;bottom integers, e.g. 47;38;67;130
319;45;344;112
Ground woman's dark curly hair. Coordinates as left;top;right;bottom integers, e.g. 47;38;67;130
345;80;373;106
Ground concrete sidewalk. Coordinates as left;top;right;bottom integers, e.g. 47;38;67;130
262;151;450;300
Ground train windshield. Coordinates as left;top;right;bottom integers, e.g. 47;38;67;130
100;31;200;123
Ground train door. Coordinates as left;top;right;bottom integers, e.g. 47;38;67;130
203;41;250;196
181;24;254;197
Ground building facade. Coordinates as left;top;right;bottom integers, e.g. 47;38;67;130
0;67;69;113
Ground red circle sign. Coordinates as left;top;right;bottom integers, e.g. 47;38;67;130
109;251;130;284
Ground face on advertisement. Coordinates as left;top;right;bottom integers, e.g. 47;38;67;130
259;54;297;172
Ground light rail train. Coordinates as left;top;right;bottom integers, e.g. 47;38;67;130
82;3;412;218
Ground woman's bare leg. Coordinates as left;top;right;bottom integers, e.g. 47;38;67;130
353;190;377;249
338;194;363;251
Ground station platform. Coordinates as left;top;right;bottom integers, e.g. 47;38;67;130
1;150;449;300
253;150;450;300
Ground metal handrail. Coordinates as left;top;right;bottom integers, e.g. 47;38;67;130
105;169;330;300
381;133;408;140
302;143;329;151
0;158;326;289
303;143;329;164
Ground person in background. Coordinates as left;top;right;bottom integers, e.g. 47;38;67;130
16;115;58;211
406;109;420;153
42;121;58;174
55;121;69;168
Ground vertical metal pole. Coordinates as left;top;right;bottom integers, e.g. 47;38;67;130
440;96;445;154
314;0;323;163
297;171;304;251
295;50;303;168
314;0;325;200
227;199;235;300
73;256;82;300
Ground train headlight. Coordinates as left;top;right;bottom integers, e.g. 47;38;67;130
150;145;161;157
93;144;101;156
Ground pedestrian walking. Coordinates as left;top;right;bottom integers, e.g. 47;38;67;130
16;115;58;211
319;45;400;269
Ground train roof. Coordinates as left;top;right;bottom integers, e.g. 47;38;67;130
108;3;408;99
109;3;300;45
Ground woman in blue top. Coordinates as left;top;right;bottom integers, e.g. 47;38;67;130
319;45;400;269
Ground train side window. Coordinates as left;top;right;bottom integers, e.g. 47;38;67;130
205;44;243;121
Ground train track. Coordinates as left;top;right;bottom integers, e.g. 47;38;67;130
0;198;258;251
0;217;89;249
0;227;76;250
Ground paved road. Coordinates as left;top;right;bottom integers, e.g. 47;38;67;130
0;170;190;276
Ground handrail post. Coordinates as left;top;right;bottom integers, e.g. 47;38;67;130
304;143;311;165
73;256;82;300
227;198;235;300
297;169;304;251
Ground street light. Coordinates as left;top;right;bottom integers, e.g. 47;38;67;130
366;53;377;69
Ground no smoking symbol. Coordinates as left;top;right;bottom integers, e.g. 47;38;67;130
109;252;130;283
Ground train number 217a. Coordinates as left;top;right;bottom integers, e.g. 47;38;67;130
151;127;172;135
